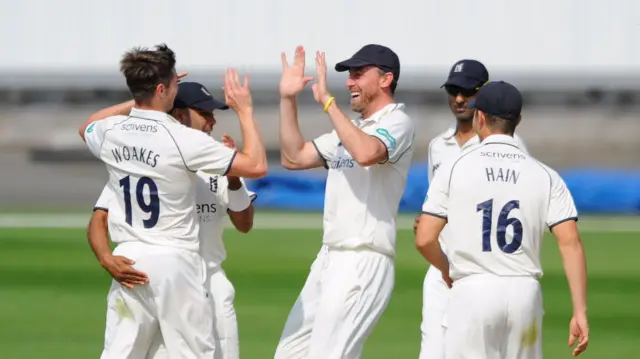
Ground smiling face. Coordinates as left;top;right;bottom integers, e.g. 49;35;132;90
345;65;393;114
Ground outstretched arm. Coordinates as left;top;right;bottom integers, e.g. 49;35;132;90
278;46;325;170
279;96;326;170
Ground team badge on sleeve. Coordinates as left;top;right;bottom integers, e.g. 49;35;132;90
375;128;396;149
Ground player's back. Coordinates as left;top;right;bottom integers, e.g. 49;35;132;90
84;108;236;252
445;134;553;279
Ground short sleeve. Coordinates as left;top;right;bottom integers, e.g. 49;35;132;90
312;131;340;167
94;184;114;212
368;112;414;163
242;178;258;203
172;126;237;175
546;169;578;228
84;120;109;158
421;162;453;220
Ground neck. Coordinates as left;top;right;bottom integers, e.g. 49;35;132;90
479;130;511;142
361;94;394;119
454;120;475;146
134;102;165;112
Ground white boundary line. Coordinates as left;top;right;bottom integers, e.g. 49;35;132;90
0;213;638;232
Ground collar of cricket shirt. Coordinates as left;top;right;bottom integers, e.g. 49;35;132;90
129;107;180;124
481;134;519;146
442;127;480;149
358;103;404;124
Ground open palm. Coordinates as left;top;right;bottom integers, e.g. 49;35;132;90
279;46;314;98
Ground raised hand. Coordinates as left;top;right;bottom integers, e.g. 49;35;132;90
223;68;252;113
221;133;237;150
311;51;333;106
177;72;188;83
279;46;314;98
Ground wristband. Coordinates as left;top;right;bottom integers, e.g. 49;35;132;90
227;186;251;212
323;97;335;113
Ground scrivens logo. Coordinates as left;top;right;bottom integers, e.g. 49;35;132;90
196;203;217;214
121;123;158;133
197;202;217;223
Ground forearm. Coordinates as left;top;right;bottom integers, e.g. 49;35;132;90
80;100;135;136
558;241;588;314
325;101;380;161
417;240;449;274
279;97;307;163
237;109;267;168
87;217;113;266
228;205;254;233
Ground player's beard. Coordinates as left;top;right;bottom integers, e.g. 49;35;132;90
351;90;374;114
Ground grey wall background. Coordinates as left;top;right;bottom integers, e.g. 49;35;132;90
1;0;639;208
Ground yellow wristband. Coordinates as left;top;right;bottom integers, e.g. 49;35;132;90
323;97;335;113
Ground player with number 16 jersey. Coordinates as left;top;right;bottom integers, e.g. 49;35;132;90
416;81;589;358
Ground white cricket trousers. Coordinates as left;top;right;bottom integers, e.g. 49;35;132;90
99;242;215;359
274;245;394;359
445;274;543;359
147;268;239;359
419;265;450;359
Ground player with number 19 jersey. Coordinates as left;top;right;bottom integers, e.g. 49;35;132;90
84;109;236;251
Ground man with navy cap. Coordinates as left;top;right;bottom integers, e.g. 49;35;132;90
86;80;258;359
416;81;589;358
275;45;415;359
416;60;529;359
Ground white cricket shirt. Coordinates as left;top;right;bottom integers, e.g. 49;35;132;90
194;172;256;270
313;103;415;257
427;127;528;254
84;108;236;252
422;134;577;280
94;172;256;270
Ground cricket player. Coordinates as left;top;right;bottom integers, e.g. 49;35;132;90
416;81;589;358
417;59;529;359
275;45;415;359
78;44;267;359
86;81;257;359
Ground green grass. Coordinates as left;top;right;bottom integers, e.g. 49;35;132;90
0;228;637;359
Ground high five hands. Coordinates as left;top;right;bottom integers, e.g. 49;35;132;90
279;46;333;106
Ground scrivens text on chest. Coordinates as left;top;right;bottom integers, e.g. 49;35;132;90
111;146;160;168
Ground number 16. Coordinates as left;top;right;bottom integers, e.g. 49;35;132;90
476;199;523;253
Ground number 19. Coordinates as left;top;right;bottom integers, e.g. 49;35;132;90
119;175;160;229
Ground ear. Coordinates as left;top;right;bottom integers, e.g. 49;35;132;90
380;72;394;89
156;83;166;95
474;110;485;127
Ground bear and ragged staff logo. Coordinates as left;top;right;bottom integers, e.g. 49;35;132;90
209;176;218;193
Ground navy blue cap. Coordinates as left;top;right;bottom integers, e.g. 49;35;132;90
442;59;489;90
335;44;400;87
173;82;229;111
468;81;522;121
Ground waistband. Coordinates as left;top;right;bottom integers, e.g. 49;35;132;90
454;273;539;284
